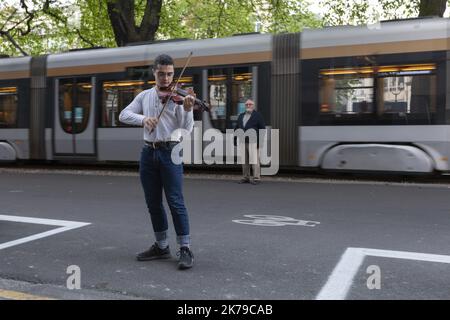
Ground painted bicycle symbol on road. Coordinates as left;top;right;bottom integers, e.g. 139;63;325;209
232;215;320;227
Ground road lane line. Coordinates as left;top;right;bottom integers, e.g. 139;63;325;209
316;248;365;300
360;248;450;264
0;214;89;227
316;247;450;300
0;214;90;250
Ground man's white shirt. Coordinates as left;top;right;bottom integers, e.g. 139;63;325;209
119;87;194;142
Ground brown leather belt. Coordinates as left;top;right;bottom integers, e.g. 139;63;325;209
144;141;179;149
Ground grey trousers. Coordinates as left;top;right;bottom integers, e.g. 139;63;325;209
242;142;260;180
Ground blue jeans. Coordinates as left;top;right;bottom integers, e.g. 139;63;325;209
139;144;190;247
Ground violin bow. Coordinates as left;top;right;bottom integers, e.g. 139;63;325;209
150;51;194;134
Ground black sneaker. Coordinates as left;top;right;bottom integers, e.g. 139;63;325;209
177;247;194;269
136;243;171;261
250;179;260;185
238;178;250;184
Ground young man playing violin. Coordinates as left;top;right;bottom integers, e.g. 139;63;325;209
119;54;196;269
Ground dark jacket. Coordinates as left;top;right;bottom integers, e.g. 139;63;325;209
234;110;266;147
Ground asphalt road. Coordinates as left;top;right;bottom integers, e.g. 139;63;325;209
1;170;450;300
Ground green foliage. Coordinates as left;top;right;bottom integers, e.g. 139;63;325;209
160;0;256;39
74;0;115;48
0;0;321;57
158;0;322;39
264;0;323;32
320;0;448;26
319;0;373;26
0;1;68;56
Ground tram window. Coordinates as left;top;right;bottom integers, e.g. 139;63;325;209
59;79;91;134
102;76;194;127
208;69;227;132
377;66;436;123
0;87;18;128
102;80;146;127
231;67;253;128
207;67;255;132
318;63;437;125
319;74;374;115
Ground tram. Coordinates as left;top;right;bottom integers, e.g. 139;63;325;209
0;17;449;173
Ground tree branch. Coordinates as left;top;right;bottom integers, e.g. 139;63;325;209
75;28;97;47
7;0;35;36
216;0;225;37
140;0;162;39
0;7;18;31
0;30;29;56
43;0;99;48
42;0;68;24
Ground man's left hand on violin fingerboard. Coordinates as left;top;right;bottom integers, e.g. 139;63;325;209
183;95;195;112
183;88;195;112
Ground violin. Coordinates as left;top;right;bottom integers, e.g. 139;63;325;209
157;84;210;112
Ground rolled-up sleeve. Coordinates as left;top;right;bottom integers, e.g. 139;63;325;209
118;91;146;126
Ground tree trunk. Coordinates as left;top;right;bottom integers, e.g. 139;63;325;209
418;0;447;17
106;0;163;47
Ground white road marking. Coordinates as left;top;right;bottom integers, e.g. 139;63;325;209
232;215;320;227
0;214;90;250
315;248;365;300
316;247;450;300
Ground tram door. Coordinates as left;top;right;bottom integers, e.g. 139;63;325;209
53;77;96;157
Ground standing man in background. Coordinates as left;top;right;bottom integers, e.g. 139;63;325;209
235;99;266;185
119;54;195;270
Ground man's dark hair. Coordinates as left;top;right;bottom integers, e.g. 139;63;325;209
153;54;174;69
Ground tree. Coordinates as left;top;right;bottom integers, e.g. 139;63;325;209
0;5;30;55
263;0;322;33
0;0;321;56
320;0;448;26
0;0;102;56
158;0;258;39
158;0;321;39
0;0;46;56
